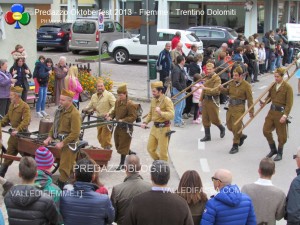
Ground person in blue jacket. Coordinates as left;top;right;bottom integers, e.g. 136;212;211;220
201;169;256;225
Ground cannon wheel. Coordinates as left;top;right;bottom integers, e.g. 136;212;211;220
51;162;60;174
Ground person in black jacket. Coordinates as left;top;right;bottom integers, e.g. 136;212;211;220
215;52;230;104
286;148;300;225
171;55;187;127
36;58;52;118
182;54;203;118
244;45;257;82
4;156;58;225
156;43;172;93
9;58;32;101
33;55;46;96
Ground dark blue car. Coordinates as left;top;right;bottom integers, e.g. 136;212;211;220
37;23;72;52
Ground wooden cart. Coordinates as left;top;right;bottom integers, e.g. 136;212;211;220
1;136;112;174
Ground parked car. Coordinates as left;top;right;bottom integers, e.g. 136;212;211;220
108;29;204;64
37;23;72;52
69;18;130;54
187;26;238;50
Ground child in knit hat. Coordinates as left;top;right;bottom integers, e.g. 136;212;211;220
34;147;61;205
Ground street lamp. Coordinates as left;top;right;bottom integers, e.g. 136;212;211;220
122;0;126;38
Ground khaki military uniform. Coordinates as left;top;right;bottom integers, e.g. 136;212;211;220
221;80;254;144
200;73;222;128
263;81;293;148
0;100;31;166
49;104;81;182
144;95;174;161
85;90;116;149
110;99;137;155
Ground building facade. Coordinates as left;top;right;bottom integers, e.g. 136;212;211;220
0;0;53;71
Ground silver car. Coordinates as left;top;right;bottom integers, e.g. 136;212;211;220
69;18;130;54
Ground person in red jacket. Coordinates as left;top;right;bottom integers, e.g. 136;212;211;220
171;31;181;49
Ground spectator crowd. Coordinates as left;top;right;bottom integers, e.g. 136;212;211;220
155;28;299;127
1;148;300;225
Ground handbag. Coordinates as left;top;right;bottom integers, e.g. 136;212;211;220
79;90;91;102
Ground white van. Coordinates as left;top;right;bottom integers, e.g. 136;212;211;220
69;18;131;54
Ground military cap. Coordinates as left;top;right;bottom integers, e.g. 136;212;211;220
117;84;127;94
151;81;164;89
61;89;75;98
275;67;286;76
10;86;23;94
233;66;243;75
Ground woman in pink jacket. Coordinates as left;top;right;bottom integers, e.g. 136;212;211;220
64;66;83;109
191;73;204;124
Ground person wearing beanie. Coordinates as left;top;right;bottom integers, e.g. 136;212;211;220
261;67;293;161
106;84;138;170
219;66;254;154
34;146;63;224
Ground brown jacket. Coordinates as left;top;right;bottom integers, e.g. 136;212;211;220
49;104;81;145
266;81;293;116
110;99;137;123
0;100;31;131
123;190;194;225
200;73;221;101
221;80;254;114
110;174;152;225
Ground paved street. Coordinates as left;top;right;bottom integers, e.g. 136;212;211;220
1;48;299;224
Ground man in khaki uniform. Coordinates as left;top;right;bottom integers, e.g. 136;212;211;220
200;63;225;142
107;84;137;170
220;66;254;154
141;81;174;161
0;86;31;177
44;89;81;189
261;67;293;161
83;80;116;149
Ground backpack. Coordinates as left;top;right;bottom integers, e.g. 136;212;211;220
133;103;143;123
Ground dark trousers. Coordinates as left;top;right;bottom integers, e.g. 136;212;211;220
159;70;169;94
282;48;289;65
265;48;270;72
193;103;200;120
21;90;28;102
183;80;192;115
0;98;10;117
259;64;265;74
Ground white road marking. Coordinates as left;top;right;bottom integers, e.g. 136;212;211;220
198;139;205;150
201;125;204;132
259;85;267;90
200;158;210;172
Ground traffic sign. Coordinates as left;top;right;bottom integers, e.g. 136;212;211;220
98;12;104;31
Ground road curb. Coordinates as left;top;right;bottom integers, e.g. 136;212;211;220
75;57;112;63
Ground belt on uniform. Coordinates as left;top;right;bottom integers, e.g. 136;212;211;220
270;104;285;113
154;121;170;128
229;99;245;106
204;95;219;100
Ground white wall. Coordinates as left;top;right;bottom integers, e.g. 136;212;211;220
0;4;37;72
